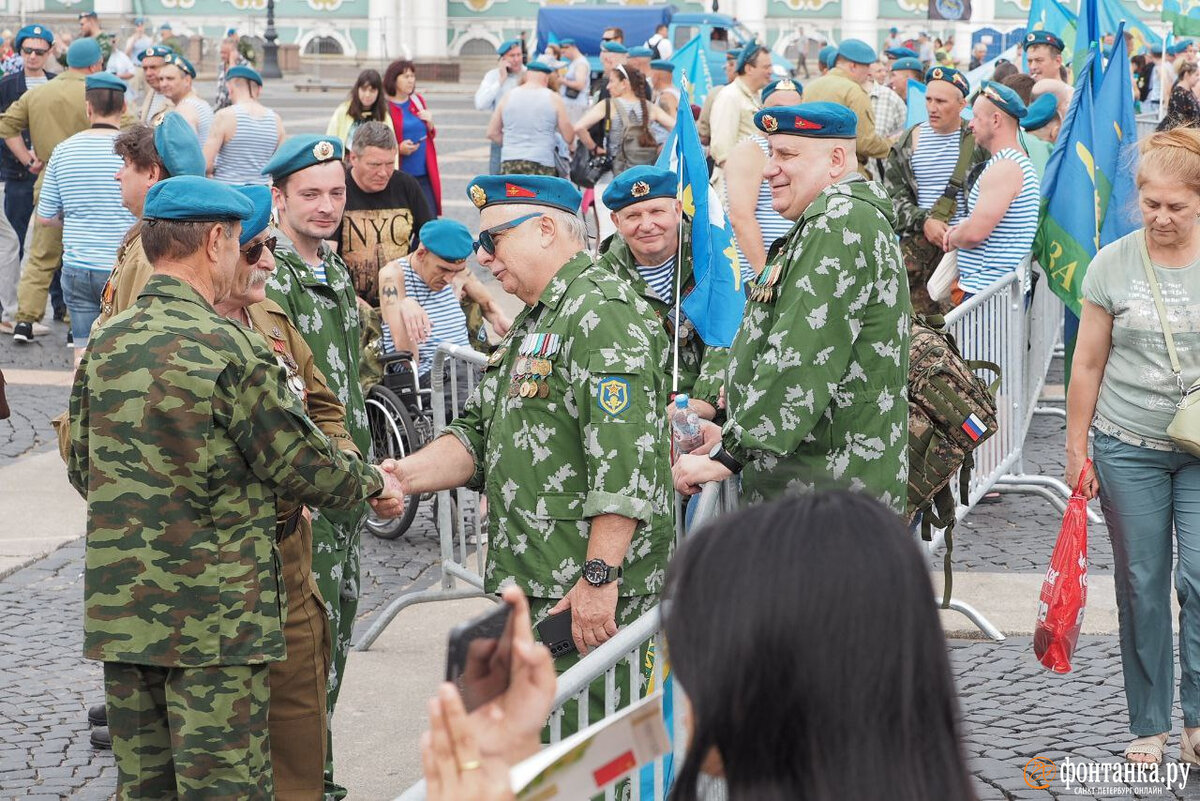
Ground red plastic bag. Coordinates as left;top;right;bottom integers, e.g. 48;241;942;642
1033;459;1091;673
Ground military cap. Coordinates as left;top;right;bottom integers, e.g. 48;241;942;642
78;10;97;19
977;80;1028;119
1024;30;1065;52
885;46;920;60
163;52;196;78
727;47;743;61
628;45;653;58
226;27;237;36
837;38;877;65
418;219;474;263
926;65;970;96
736;40;765;72
497;38;520;56
261;135;344;180
601;165;678;211
1021;93;1058;131
134;16;145;24
226;64;262;85
650;59;675;72
890;26;900;34
525;61;553;74
159;22;172;31
754;103;857;139
14;25;53;49
138;44;172;62
154;112;207;177
66;37;102;68
559;38;576;47
1180;39;1196;51
143;176;254;222
602;41;628;54
233;185;272;245
1149;42;1165;55
891;56;925;74
761;77;802;103
818;45;838;69
85;72;126;92
466;174;582;214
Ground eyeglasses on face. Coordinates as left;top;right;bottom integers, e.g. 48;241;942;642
241;235;278;263
475;212;543;256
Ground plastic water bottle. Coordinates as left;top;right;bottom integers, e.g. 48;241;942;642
671;394;703;456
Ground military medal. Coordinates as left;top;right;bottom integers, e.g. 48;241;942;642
537;381;550;399
272;339;307;402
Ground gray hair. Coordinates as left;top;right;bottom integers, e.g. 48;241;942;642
505;203;586;247
352;121;398;154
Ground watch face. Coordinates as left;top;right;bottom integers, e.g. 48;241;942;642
583;559;606;584
709;443;722;458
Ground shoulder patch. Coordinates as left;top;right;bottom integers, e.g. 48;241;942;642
596;375;632;418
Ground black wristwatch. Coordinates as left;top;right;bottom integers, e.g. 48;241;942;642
583;558;622;587
708;443;743;474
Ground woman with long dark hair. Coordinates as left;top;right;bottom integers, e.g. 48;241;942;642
325;68;394;150
384;58;442;215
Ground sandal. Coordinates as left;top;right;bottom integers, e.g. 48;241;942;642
1182;730;1200;766
1124;734;1168;764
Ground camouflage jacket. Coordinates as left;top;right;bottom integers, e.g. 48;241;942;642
723;177;911;513
67;275;383;667
58;32;113;67
442;251;675;599
882;120;986;241
596;218;726;413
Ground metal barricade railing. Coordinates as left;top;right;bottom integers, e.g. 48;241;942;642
355;343;492;652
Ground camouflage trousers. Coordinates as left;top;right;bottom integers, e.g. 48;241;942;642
500;159;557;177
104;661;271;800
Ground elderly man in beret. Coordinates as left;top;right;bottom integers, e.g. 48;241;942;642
135;44;172;122
156;53;213;143
673;103;910;514
888;55;924;104
66;175;403;798
474;39;524;174
709;40;773;175
1024;30;1066;82
883;65;987;315
391;173;674;731
803;39;894;167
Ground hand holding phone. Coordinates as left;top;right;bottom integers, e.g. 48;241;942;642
446;603;514;712
535;609;577;660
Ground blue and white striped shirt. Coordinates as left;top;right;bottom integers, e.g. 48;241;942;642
910;122;967;224
381;257;470;376
36;130;135;272
213;105;279;185
956;147;1040;294
738;135;793;273
637;257;677;305
180;95;215;146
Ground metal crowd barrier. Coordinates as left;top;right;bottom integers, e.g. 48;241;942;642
355;343;491;652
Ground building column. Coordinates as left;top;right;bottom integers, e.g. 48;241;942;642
95;0;131;19
841;0;880;44
368;0;402;60
731;0;768;38
409;0;447;58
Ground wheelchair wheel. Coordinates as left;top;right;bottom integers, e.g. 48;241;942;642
364;384;421;539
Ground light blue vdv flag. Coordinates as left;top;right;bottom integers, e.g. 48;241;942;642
668;36;712;105
905;78;927;129
1094;21;1138;248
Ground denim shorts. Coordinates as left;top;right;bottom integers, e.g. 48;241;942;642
60;266;111;345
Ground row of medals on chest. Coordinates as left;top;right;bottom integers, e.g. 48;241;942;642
508;333;560;399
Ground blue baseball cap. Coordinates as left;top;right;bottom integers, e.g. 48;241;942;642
885;46;920;60
66;37;102;68
837;38;877;65
143;176;254;222
466;174;582;214
154;112;207;178
14;24;53;49
497;38;520;56
926;65;970;96
1021;93;1058;131
601;165;678;212
233;185;273;245
262;135;344;180
818;45;838;69
754;103;857;139
1025;30;1065;52
977;80;1028;119
891;56;924;74
601;41;628;54
418;219;474;263
226;64;261;85
761;77;803;103
85;72;126;92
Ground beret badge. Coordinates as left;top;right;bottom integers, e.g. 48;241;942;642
761;114;778;133
631;181;650;198
312;141;336;162
469;184;487;208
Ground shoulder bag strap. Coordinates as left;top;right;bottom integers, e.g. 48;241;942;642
929;130;976;223
1137;230;1186;389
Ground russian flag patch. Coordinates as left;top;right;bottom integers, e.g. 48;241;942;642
962;413;987;441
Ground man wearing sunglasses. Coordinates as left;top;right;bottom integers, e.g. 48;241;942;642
0;23;56;336
388;173;675;736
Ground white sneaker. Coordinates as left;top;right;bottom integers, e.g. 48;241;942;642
31;322;50;336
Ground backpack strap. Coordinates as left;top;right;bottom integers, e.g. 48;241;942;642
922;483;959;609
929;130;976;223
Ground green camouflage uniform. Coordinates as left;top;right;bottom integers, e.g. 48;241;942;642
58;31;114;67
265;232;371;801
597;218;727;414
723;177;911;514
66;275;383;799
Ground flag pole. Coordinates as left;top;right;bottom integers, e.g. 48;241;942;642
671;77;687;397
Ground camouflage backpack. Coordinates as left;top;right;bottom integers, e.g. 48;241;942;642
907;315;999;606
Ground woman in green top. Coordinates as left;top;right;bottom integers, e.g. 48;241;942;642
1067;127;1200;766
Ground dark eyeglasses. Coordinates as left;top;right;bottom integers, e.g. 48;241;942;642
241;235;277;263
21;47;47;56
475;213;543;256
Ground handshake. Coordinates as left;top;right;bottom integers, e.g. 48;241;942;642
367;458;409;519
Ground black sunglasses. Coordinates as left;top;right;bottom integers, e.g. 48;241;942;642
21;47;47;56
241;235;277;263
475;212;542;256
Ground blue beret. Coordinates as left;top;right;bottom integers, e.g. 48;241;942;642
559;38;576;47
1180;39;1195;50
650;60;675;72
466;174;582;214
736;41;765;73
1021;93;1058;131
1025;30;1065;52
818;45;838;69
86;72;126;92
761;77;803;103
886;47;920;60
226;27;237;36
261;135;344;180
226;65;262;85
67;37;102;68
164;52;196;78
78;10;97;19
890;26;900;33
233;185;273;245
601;165;678;212
754;102;857;139
159;23;172;31
978;80;1028;119
925;65;970;96
601;41;628;54
497;38;520;56
134;17;145;24
138;45;172;62
14;25;53;49
418;219;474;263
143;176;254;222
154;112;206;177
628;46;653;58
837;38;877;65
891;57;924;74
525;61;552;74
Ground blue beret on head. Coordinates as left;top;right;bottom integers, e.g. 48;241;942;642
628;46;653;58
925;65;970;96
86;72;126;92
891;56;924;74
601;165;678;212
261;135;344;180
885;46;920;60
601;41;628;54
818;45;837;69
466;174;582;214
1021;93;1058;131
559;38;576;47
837;38;877;65
1025;30;1065;52
143;176;254;222
419;219;474;263
15;25;53;49
138;44;171;62
650;59;674;72
226;27;237;36
761;77;803;104
736;40;764;73
78;10;97;19
233;185;272;245
164;52;196;78
67;37;102;68
978;80;1028;119
226;64;262;85
497;38;520;56
754;102;857;139
159;22;172;31
134;16;145;24
524;61;552;74
154;112;206;177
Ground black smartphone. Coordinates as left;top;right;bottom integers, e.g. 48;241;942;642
445;603;514;712
536;610;577;660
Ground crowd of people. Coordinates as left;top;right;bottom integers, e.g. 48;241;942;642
0;10;1195;800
